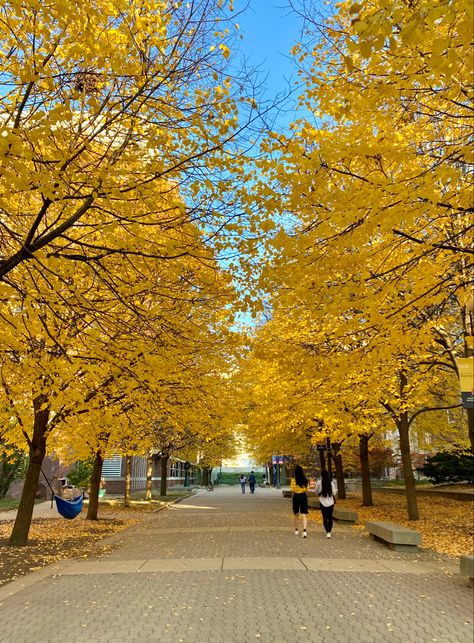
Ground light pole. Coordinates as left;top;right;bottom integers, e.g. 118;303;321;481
184;461;190;488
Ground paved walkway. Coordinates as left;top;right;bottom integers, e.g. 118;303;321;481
0;487;472;642
0;498;63;522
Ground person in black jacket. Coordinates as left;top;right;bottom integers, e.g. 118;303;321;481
248;471;256;494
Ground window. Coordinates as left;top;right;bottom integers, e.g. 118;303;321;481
102;455;122;478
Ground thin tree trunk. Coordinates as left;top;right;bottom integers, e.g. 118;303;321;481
319;449;326;471
87;451;103;520
145;455;153;500
359;434;373;507
160;455;168;497
124;455;132;507
9;395;49;546
332;443;346;500
398;412;419;520
326;438;333;477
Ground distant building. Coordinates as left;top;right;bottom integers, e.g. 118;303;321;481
101;455;197;494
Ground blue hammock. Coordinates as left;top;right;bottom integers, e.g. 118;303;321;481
54;494;84;519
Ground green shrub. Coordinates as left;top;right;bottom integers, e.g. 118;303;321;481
0;498;20;511
67;458;95;488
0;444;27;499
417;448;474;484
214;472;240;485
216;472;266;485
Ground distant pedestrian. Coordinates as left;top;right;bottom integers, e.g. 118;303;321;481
99;477;106;499
315;470;337;538
290;465;309;538
239;474;247;493
248;471;256;494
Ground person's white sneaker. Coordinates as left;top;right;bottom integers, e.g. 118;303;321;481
295;530;299;536
302;530;307;538
326;532;331;539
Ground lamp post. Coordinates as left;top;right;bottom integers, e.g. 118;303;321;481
184;461;190;488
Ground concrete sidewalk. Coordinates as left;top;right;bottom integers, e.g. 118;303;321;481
0;499;62;522
0;486;472;642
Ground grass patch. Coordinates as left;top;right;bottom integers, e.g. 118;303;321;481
0;498;20;512
381;479;433;487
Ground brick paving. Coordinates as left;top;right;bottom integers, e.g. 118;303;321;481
0;486;472;643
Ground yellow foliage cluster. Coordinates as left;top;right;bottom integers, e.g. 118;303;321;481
0;1;252;485
238;0;473;469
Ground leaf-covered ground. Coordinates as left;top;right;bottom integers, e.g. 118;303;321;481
1;490;472;588
0;503;163;587
309;489;474;557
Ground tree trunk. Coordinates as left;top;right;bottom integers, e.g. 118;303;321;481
326;438;333;477
160;455;168;497
8;395;49;546
124;455;132;507
359;434;373;507
145;455;153;500
332;443;346;500
398;412;419;520
86;451;103;520
318;449;326;471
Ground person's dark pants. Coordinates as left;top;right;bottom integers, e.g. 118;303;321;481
240;483;245;493
320;503;334;533
249;483;255;494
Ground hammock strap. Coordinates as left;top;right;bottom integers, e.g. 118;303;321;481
40;467;56;508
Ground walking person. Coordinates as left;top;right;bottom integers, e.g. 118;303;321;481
248;471;256;494
315;470;337;538
290;465;309;538
239;474;247;494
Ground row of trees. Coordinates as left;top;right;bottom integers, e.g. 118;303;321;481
237;0;473;519
0;0;260;544
1;0;472;547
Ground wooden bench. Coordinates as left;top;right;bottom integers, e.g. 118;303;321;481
333;507;358;523
365;521;421;552
460;555;474;587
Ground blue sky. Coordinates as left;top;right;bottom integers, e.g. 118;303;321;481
232;1;329;130
235;1;305;102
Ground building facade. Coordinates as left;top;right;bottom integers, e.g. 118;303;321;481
101;455;197;494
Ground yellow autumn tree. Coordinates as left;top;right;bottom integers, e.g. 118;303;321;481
237;0;472;517
0;1;261;283
2;188;241;543
1;1;263;544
